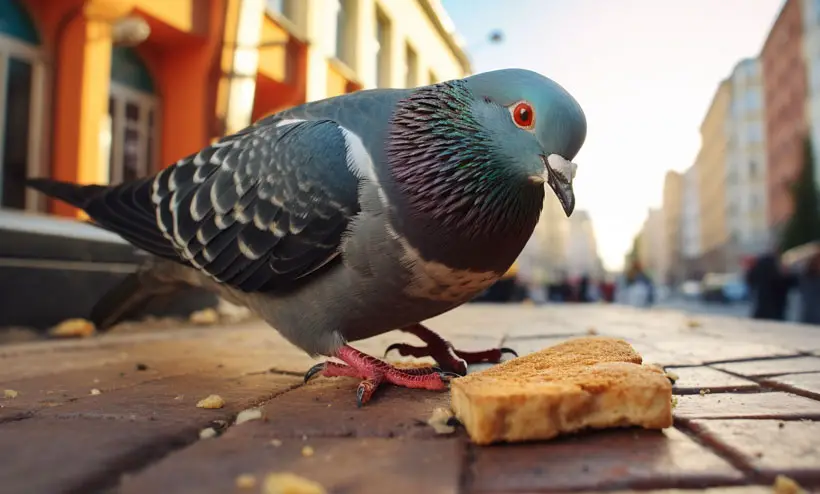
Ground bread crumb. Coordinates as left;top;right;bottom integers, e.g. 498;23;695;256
235;473;257;489
90;388;102;395
199;427;217;439
671;396;679;408
270;439;283;447
263;472;326;494
686;319;701;328
196;394;225;409
236;407;263;425
301;445;314;457
587;327;598;335
427;407;456;434
49;318;96;338
3;389;18;399
699;388;711;395
773;474;805;494
189;308;219;325
665;370;679;383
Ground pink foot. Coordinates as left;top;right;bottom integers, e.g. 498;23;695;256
384;323;518;375
304;345;457;407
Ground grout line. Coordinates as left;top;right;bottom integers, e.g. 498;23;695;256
673;420;766;486
457;439;476;494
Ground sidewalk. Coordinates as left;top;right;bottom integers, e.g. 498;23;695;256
1;304;820;493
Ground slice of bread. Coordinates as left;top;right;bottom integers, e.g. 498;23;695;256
449;336;673;445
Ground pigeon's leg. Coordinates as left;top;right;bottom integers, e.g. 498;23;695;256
304;345;456;407
384;323;518;375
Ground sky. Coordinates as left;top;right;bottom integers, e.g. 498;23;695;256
440;0;784;271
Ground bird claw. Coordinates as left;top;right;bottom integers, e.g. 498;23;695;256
304;362;326;383
500;347;519;358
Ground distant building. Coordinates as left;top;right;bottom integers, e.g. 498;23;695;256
803;0;820;191
518;194;571;285
636;208;664;283
696;79;733;273
0;0;471;216
660;170;683;285
761;0;810;236
565;210;604;280
680;164;702;278
725;58;770;261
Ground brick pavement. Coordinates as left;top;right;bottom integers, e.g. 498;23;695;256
1;304;820;493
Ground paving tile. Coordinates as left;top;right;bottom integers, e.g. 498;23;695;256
0;417;198;494
673;392;820;420
762;373;820;399
652;339;797;364
468;427;744;492
119;434;463;494
249;377;454;439
571;488;775;494
36;372;301;425
712;357;820;377
668;367;759;394
688;419;820;484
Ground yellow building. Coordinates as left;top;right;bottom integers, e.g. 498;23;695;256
660;170;683;284
696;79;732;273
0;0;470;218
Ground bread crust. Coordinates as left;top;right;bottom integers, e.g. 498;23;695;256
449;337;673;445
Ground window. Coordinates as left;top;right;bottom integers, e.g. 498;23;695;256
405;44;418;88
0;0;45;211
746;122;762;143
332;0;349;64
375;10;390;88
106;47;160;184
749;160;758;178
266;0;293;19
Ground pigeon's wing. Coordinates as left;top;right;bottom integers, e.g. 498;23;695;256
147;118;363;293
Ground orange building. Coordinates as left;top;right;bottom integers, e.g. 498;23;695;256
0;0;308;217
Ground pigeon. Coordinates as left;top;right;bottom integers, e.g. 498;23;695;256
27;68;586;406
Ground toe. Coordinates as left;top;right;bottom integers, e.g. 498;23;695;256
304;362;326;383
500;347;519;358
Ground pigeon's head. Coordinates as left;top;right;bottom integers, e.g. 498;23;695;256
460;68;586;217
387;68;586;239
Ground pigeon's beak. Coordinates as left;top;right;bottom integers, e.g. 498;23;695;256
533;154;576;217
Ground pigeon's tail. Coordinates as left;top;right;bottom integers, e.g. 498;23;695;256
26;178;108;210
25;177;183;262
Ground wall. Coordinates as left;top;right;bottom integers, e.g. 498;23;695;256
661;170;683;285
762;0;808;232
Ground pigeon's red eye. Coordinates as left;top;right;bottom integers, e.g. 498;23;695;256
512;102;535;129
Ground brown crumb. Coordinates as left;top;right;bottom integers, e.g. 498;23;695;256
189;308;220;325
427;407;456;434
270;439;283;447
587;327;598;335
686;319;702;328
235;473;257;489
49;318;96;338
196;394;225;409
3;389;18;399
301;445;314;457
773;474;805;494
263;472;326;494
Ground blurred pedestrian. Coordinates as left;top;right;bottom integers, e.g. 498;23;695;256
615;260;655;307
745;253;796;321
796;252;820;325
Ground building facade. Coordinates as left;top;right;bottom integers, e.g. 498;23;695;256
696;79;732;273
803;0;820;191
725;58;770;262
564;209;603;280
761;0;809;235
636;208;664;282
680;164;702;279
660;170;683;285
0;0;470;217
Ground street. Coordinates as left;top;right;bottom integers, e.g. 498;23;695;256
655;293;805;323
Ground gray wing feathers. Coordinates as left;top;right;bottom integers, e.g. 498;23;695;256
150;119;361;292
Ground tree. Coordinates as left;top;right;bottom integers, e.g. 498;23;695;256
780;136;820;252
